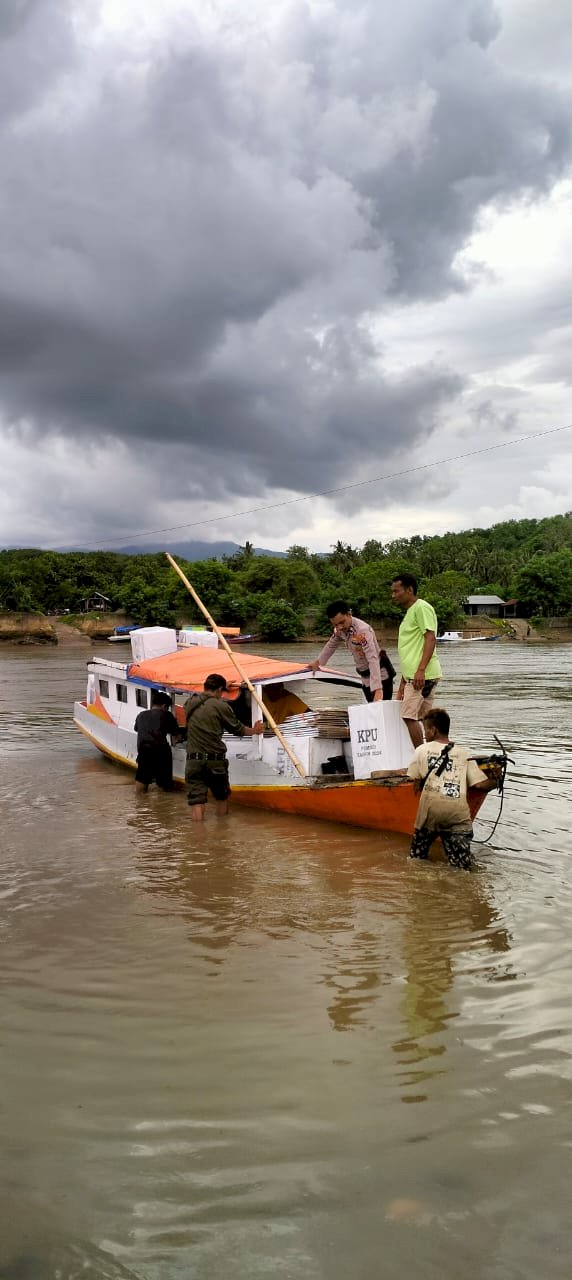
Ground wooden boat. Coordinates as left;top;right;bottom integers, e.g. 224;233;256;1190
437;631;499;644
107;625;140;643
73;643;497;835
179;626;260;645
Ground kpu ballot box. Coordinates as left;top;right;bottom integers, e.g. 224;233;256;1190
348;702;414;780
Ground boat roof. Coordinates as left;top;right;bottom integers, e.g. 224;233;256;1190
127;646;342;692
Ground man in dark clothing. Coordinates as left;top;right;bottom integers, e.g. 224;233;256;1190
134;690;183;793
185;673;264;821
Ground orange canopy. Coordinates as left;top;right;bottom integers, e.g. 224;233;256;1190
128;646;312;693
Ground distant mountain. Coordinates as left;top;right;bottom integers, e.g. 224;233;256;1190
104;540;285;560
1;539;287;559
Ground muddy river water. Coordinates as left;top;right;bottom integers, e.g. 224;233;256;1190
1;640;571;1279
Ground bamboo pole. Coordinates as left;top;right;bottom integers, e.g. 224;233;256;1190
165;552;307;778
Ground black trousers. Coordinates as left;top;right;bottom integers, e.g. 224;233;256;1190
362;678;394;703
135;743;173;790
410;827;473;871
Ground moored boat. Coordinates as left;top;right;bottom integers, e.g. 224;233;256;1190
437;631;500;643
73;638;498;836
178;626;260;645
107;624;140;643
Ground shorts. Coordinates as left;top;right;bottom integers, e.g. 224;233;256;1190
410;826;474;871
135;743;173;790
186;757;231;806
400;679;439;721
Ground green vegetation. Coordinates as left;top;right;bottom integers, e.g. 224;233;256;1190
1;512;571;641
257;598;304;642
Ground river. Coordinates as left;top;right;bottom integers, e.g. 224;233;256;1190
1;640;571;1279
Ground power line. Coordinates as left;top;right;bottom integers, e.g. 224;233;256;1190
60;421;572;550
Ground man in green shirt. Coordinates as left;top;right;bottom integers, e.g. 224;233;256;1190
184;673;263;822
391;574;442;747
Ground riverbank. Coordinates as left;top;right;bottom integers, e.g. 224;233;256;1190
0;613;58;644
0;613;133;645
1;612;570;646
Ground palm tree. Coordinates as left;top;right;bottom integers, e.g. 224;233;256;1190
330;541;358;574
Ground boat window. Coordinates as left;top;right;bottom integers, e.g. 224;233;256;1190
116;683;128;703
99;678;109;698
135;688;148;709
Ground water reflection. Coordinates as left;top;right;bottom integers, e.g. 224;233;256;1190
128;798;406;1024
394;869;512;1101
127;804;518;1063
128;803;259;965
324;927;391;1033
0;1194;139;1280
0;1251;138;1280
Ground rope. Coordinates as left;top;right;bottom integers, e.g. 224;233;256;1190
473;735;513;846
51;421;572;550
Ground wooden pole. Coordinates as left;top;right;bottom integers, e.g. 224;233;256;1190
165;552;307;778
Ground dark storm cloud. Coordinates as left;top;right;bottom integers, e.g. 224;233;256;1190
0;0;571;508
471;399;519;434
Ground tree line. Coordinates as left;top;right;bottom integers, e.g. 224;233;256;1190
1;511;571;640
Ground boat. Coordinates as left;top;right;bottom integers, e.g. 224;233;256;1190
437;631;500;644
178;626;260;646
73;639;499;836
107;624;140;643
214;626;261;644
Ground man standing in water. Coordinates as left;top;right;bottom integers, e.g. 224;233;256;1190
407;707;500;870
134;690;183;793
184;673;264;822
390;574;442;747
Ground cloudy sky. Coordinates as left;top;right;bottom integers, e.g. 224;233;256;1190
1;0;571;553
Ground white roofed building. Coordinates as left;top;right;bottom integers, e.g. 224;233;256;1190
464;595;506;617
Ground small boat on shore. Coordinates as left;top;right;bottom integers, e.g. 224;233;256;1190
437;631;500;644
73;639;499;836
178;626;260;646
107;625;140;643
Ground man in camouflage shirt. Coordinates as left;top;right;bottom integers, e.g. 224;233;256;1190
184;673;263;821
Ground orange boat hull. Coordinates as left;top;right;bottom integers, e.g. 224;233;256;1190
230;780;488;836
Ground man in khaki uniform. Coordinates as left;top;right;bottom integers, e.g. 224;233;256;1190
309;600;384;702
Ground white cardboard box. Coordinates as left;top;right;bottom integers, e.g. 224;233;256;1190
130;627;178;662
349;702;414;779
178;629;218;649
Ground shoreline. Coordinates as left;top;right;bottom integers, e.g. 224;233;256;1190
1;613;570;647
0;614;122;647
